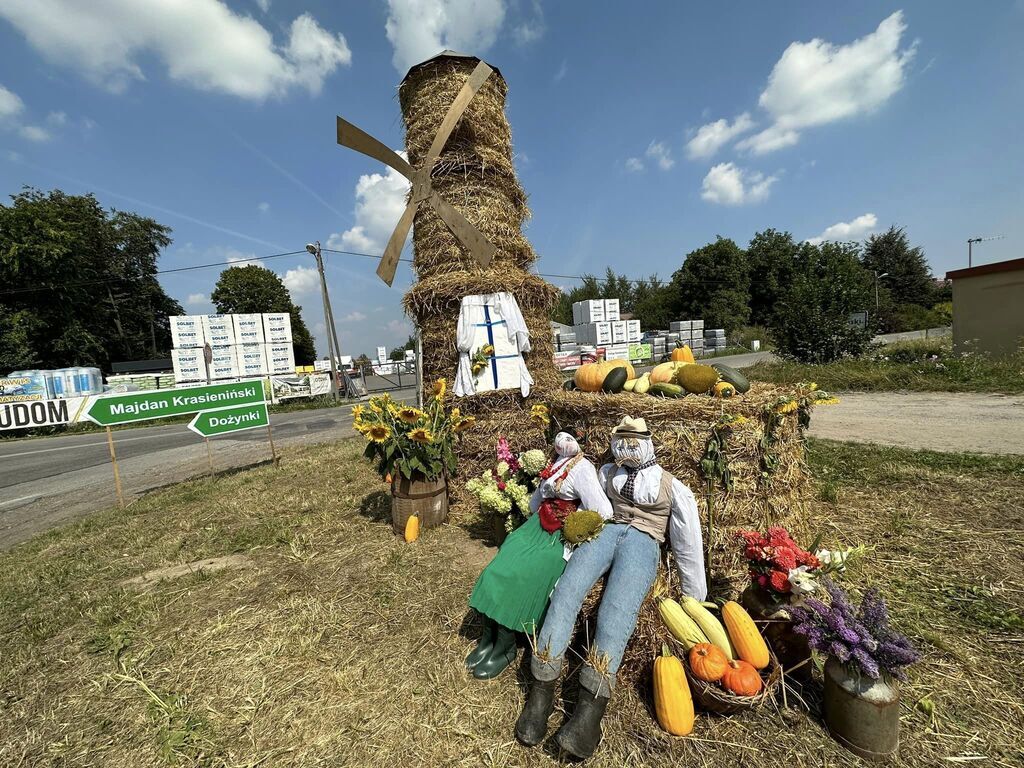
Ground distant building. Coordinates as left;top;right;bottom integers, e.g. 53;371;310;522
946;258;1024;356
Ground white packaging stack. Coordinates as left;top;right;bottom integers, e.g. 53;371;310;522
572;300;606;325
704;328;726;338
236;343;268;377
172;348;204;382
574;322;612;346
202;315;236;347
207;345;238;379
692;319;705;330
233;314;266;345
669;320;691;332
170;316;204;349
604;344;630;361
604;298;620;321
611;320;628;344
263;313;294;344
266;343;297;374
627;319;642;342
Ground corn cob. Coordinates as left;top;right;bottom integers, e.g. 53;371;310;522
658;597;708;650
681;597;735;660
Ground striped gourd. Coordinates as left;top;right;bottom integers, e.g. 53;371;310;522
722;601;770;670
658;597;708;650
681;597;735;660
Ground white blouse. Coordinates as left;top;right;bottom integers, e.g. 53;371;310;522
598;463;708;601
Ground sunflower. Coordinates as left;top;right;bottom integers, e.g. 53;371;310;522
353;418;371;434
775;399;799;414
481;344;494;357
530;403;550;428
351;405;364;420
815;396;841;405
397;406;424;424
454;415;476;433
431;378;447;401
366;424;391;443
409;427;434;444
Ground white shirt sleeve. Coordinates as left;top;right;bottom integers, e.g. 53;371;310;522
668;477;707;601
453;296;476;397
571;460;613;520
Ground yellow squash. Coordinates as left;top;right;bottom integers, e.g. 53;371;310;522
722;601;770;670
681;597;735;660
654;644;694;736
404;514;420;543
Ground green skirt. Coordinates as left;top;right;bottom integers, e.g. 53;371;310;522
469;513;567;634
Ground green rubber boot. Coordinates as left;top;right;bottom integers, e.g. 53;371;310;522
472;626;518;680
465;619;497;669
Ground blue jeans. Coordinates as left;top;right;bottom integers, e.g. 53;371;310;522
531;523;660;695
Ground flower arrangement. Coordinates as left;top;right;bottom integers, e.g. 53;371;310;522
737;527;822;596
470;344;495;378
353;379;472;482
466;437;548;532
791;580;920;680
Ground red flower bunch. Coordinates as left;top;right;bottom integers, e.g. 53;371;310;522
736;527;821;594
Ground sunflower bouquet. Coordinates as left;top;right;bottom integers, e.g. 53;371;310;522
352;378;474;482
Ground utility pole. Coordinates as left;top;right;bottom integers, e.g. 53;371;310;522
307;241;342;403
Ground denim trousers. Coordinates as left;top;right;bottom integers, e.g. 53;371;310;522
531;523;660;696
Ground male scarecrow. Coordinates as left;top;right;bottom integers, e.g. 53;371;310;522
515;416;707;758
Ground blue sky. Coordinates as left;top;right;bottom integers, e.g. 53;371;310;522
1;1;1022;358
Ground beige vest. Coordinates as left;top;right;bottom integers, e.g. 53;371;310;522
605;466;674;544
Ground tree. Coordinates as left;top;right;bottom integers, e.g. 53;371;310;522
746;229;798;327
668;237;750;332
0;187;182;371
390;334;415;361
210;265;316;363
862;226;934;307
772;242;875;363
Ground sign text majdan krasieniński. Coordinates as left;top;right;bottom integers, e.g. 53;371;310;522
85;381;265;426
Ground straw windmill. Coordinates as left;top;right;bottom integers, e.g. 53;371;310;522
337;51;559;512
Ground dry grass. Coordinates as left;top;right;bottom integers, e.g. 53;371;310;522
2;438;1023;767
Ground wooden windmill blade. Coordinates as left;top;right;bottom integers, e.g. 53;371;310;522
336;60;499;287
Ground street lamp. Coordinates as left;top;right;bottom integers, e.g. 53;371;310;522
306;241;344;403
874;271;888;315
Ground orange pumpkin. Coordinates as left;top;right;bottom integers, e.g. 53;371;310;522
671;345;695;364
688;643;729;682
604;358;636;380
574;362;611;392
721;659;763;697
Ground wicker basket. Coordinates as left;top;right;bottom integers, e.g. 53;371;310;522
675;640;782;715
391;473;449;536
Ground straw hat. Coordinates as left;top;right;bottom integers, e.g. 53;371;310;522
610;416;650;437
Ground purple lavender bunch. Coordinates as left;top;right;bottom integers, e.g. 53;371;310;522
791;579;921;680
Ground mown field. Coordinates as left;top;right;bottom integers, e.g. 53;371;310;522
1;438;1022;767
749;338;1024;393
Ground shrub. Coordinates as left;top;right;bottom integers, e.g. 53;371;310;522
729;325;772;350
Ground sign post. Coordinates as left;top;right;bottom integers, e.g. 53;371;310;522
105;426;125;508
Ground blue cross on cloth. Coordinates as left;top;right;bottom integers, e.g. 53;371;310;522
475;304;520;389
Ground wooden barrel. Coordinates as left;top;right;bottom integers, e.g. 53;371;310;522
391;473;448;535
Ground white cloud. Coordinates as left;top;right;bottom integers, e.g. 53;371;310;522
737;12;916;154
624;157;644;172
18;125;50;142
281;265;320;297
224;249;261;268
0;2;351;100
328;160;411;254
686;113;755;159
645;140;674;170
257;201;270;213
513;0;544;45
341;310;367;323
807;213;878;245
255;0;271;12
0;85;23;121
387;318;411;335
46;110;67;126
700;162;777;206
384;0;506;74
186;292;208;307
553;59;568;83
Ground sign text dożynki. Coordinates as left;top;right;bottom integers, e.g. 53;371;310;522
86;380;266;426
188;402;270;437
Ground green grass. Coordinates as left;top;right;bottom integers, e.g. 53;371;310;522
748;338;1024;393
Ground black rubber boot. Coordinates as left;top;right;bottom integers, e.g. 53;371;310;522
514;676;557;746
472;626;517;679
554;686;610;759
465;619;497;669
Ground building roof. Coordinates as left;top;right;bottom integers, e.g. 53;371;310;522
402;49;502;82
946;257;1024;280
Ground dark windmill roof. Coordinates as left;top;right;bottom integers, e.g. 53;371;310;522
402;49;503;83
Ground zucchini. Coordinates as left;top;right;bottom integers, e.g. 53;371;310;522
711;363;750;394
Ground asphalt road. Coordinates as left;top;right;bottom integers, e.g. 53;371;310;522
0;389;416;550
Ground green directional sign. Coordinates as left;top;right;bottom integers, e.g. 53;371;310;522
86;380;266;426
188;402;269;437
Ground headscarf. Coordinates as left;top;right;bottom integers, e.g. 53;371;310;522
554;431;581;458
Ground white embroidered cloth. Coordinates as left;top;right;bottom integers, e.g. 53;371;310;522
453;292;533;397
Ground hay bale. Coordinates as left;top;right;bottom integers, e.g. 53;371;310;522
398;53;560;499
549;384;817;688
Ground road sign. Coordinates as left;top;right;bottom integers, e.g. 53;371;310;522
85;380;265;426
187;402;269;437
